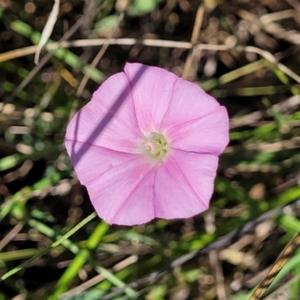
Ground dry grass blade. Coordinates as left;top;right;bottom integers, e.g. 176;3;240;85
249;232;300;300
4;17;83;105
34;0;60;65
182;5;205;80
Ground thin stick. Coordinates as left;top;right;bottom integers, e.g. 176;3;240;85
100;199;300;299
76;12;125;98
182;5;205;80
249;231;300;300
3;17;84;106
2;39;299;84
0;212;96;281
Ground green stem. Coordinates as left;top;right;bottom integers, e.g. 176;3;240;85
0;212;96;282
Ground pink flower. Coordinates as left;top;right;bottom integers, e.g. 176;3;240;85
65;63;229;225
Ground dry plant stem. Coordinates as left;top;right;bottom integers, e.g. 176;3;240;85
100;199;300;299
76;12;125;98
286;0;300;11
204;212;226;300
230;95;300;128
210;250;226;300
264;273;300;299
68;12;125;122
244;136;300;152
67;12;125;122
2;39;300;85
182;5;205;80
75;46;107;97
34;0;60;64
232;6;300;45
0;223;23;251
0;212;96;281
249;231;300;300
259;9;295;23
3;17;84;106
62;255;138;297
241;45;300;84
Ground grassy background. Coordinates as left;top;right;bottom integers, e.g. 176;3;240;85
1;0;300;299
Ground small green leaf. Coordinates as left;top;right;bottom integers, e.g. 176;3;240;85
0;154;20;171
127;0;161;16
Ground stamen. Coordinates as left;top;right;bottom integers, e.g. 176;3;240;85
143;132;169;161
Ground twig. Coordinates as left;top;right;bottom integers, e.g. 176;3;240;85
3;16;84;106
76;12;125;98
0;223;24;251
264;273;300;299
62;255;138;297
182;5;205;80
205;212;227;300
34;0;60;64
249;231;300;300
100;198;300;299
2;39;299;85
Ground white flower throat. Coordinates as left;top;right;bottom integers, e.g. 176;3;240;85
143;132;169;161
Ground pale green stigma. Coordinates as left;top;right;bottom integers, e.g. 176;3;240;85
143;132;169;161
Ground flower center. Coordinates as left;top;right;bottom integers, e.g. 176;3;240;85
143;132;169;161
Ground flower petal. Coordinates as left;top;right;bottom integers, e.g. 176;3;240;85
83;153;156;225
171;150;219;207
167;106;229;155
65;71;142;156
124;63;178;132
161;78;221;129
107;169;158;225
65;141;138;186
153;152;217;219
